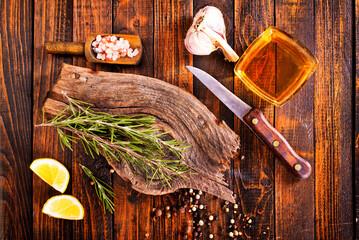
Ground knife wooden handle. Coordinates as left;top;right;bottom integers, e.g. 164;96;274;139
243;108;312;179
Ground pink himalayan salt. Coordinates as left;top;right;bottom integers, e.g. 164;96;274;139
92;35;139;61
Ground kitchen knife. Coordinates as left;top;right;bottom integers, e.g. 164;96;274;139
187;66;311;179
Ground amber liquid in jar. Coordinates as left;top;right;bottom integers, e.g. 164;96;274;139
234;27;318;106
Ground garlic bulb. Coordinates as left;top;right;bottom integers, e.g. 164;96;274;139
185;6;239;62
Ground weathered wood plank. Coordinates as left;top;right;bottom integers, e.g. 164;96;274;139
153;0;193;239
356;0;359;237
112;0;154;239
315;0;354;239
154;0;193;93
233;0;274;238
275;0;315;239
192;1;235;239
72;0;113;239
0;0;33;238
32;0;74;239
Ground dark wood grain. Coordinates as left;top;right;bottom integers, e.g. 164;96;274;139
233;0;275;238
72;0;113;239
356;0;359;237
1;0;358;239
1;0;33;238
153;1;193;239
154;0;193;93
191;1;235;239
243;108;312;178
32;0;74;239
315;0;354;239
274;0;316;239
112;0;154;239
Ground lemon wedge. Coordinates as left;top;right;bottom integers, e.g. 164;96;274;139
30;158;69;193
42;195;84;220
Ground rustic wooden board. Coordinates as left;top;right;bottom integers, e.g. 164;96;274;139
1;0;33;238
233;0;275;238
315;0;354;239
193;1;235;239
112;0;154;239
43;64;238;199
72;0;113;239
356;0;359;237
153;1;193;239
275;0;315;239
32;0;74;239
1;0;358;239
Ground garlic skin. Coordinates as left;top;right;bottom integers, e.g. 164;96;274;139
185;6;239;62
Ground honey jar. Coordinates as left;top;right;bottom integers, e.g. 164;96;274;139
234;26;318;106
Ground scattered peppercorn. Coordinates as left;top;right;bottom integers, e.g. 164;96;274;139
179;207;185;214
155;209;162;217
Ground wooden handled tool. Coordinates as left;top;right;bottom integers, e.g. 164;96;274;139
45;33;142;65
187;66;312;179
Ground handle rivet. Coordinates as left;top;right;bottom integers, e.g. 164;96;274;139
251;118;259;125
294;163;302;171
272;140;279;147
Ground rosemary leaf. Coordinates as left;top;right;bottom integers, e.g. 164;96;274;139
80;164;115;213
37;94;192;187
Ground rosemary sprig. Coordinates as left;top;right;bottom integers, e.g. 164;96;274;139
36;94;192;187
80;164;115;213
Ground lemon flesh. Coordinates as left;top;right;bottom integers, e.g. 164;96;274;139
42;195;84;220
30;158;69;193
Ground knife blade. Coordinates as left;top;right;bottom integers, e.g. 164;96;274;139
187;66;311;179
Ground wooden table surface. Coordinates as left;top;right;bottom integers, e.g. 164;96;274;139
1;0;358;239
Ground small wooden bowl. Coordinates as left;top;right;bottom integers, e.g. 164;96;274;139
46;33;142;65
